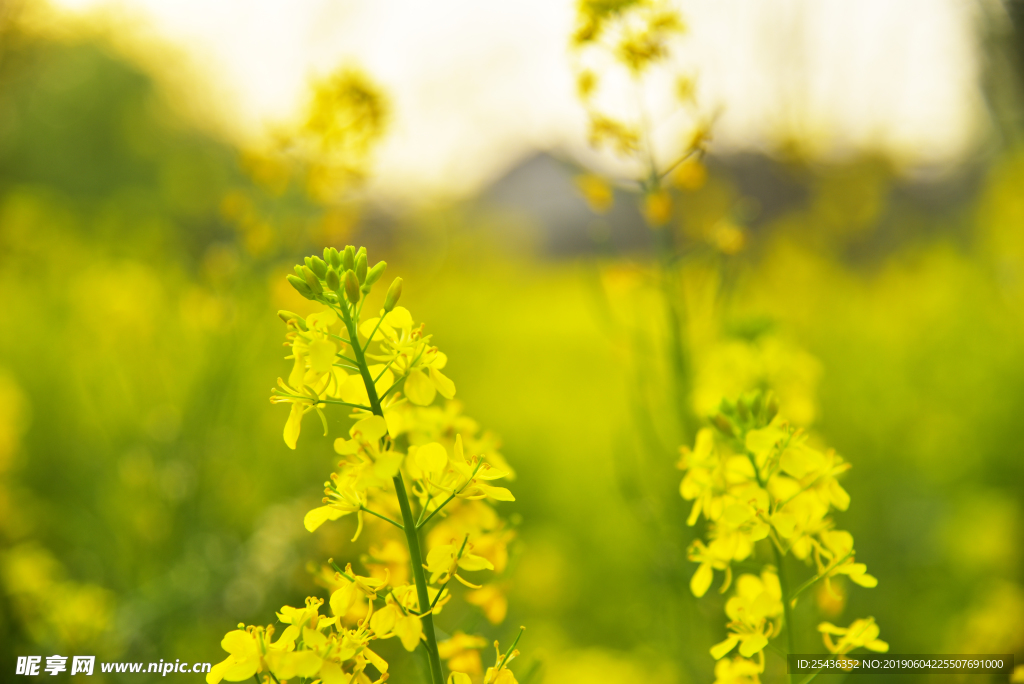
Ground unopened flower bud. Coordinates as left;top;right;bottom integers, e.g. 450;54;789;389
384;277;403;311
342;245;355;271
736;398;750;422
713;413;735;437
287;275;315;300
325;267;341;292
327;247;342;269
301;266;323;295
355;253;367;283
307;256;328;280
765;394;779;423
363;261;387;290
277;310;307;330
344;269;361;304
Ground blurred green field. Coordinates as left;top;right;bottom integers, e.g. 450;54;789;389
1;7;1023;684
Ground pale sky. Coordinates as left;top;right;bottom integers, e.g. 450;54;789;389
50;0;990;202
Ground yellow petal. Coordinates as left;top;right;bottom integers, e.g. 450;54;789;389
370;604;397;635
745;426;784;457
284;402;305;449
738;633;768;657
829;480;851;510
359;317;387;341
823;530;855;557
339;375;370;405
351;415;388;442
330;584;358;617
723;503;752;525
266;650;322;680
690;563;713;598
405;369;436;406
271;625;299;649
364;647;389;673
374;451;404;479
415;442;448;474
308;338;337;374
429;367;456;399
449;674;472;684
386;306;413;330
452;434;466;463
425;545;455;573
368;365;394;397
709;636;738;660
206;658;232;684
817;621;844;635
866;639;889;653
319;661;348;684
306;309;338;329
288;353;307;389
850;572;878;588
304;505;346;532
477;484;515;501
771;512;797;538
395;614;423;651
219;657;259;683
457;554;494;572
334;438;359;455
780;446;813;478
220;631;258;658
302;626;327;648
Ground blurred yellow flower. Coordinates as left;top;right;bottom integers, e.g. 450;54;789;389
467;583;509;625
575;174;615;214
642;189;674;227
713;655;764;684
818;617;889;655
439;631;488;675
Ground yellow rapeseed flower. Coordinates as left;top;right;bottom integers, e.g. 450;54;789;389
681;392;883;675
818;617;889;655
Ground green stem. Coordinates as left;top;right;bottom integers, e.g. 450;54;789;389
272;392;371;412
359;505;404;530
788;551;853;606
746;449;796;680
339;303;445;684
797;668;823;684
498;626;526;671
773;542;798;683
363;315;387;355
415;481;434;527
373;356;399;383
327;332;354;346
657;147;700;181
653;204;694;441
418;492;455;530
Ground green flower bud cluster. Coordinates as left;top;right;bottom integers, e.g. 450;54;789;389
284;245;399;309
709;389;779;438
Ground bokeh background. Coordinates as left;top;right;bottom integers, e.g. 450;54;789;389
1;0;1023;682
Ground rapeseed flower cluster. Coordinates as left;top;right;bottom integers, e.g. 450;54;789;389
680;392;886;682
571;0;712;232
210;247;524;684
